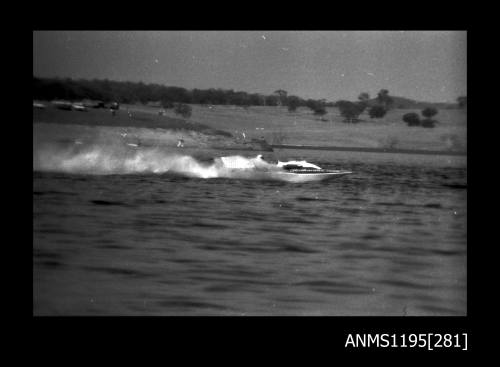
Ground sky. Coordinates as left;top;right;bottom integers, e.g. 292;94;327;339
33;31;467;103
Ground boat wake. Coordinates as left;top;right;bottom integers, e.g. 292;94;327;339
34;143;350;182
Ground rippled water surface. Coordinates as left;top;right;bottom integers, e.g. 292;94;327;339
33;151;467;315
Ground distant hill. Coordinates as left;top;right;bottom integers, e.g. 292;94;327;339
366;96;459;110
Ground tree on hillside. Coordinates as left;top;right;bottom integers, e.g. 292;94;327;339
368;105;387;119
358;92;370;102
287;96;301;112
377;89;394;109
265;94;280;106
421;107;438;119
457;96;467;109
402;112;421;126
306;99;327;116
420;107;438;128
336;100;367;123
273;90;288;106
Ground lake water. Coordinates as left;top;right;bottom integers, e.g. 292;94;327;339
33;143;467;316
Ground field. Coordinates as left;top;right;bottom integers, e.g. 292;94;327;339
33;105;231;137
34;103;467;153
123;104;467;152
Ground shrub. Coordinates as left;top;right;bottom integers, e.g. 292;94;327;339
368;105;387;119
421;107;438;118
402;112;421;126
421;118;437;128
174;103;192;118
161;99;174;109
313;106;327;116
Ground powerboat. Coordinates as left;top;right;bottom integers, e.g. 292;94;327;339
275;159;351;182
218;155;351;182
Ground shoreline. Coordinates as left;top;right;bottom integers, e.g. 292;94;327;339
271;144;466;157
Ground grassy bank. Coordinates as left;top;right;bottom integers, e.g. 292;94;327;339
122;103;467;153
33;105;265;152
33;103;467;154
33;105;232;138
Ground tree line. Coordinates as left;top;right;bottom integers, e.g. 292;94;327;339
33;76;466;127
333;89;394;122
33;76;328;109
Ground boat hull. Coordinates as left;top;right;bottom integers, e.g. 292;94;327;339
266;170;352;183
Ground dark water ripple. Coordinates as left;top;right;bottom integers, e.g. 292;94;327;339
33;158;467;316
